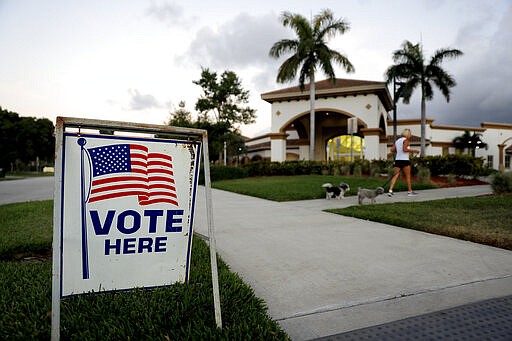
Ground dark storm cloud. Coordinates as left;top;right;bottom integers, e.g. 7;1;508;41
425;4;512;126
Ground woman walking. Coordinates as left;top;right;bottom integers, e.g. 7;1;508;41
388;129;420;197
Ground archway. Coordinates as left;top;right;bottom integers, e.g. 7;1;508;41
498;136;512;171
279;109;367;161
326;135;365;161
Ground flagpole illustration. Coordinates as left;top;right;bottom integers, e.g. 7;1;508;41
77;137;90;279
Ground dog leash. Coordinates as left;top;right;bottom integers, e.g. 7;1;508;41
381;170;399;189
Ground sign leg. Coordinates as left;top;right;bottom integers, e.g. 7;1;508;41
202;133;223;329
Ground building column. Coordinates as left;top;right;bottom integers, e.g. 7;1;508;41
299;145;309;160
498;144;505;171
360;128;383;160
270;133;288;162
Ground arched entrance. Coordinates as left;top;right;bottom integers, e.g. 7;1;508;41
326;135;365;161
280;109;367;161
498;137;512;171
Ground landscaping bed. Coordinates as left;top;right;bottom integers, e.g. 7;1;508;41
427;175;488;188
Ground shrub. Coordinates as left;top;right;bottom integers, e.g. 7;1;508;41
491;172;512;194
353;164;362;177
206;155;486;181
417;154;485;178
199;165;249;183
341;164;351;176
417;167;431;184
447;174;456;185
369;164;381;178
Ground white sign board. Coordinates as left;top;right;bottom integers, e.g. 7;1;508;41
347;117;358;135
57;133;201;297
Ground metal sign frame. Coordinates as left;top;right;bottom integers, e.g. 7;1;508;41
52;117;222;340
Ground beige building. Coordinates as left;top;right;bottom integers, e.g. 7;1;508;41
246;78;512;171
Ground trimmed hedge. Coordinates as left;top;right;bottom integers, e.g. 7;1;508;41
203;154;490;182
415;154;489;178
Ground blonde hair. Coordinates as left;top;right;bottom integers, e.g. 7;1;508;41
401;128;411;138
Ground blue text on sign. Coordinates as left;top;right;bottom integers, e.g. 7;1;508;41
89;209;184;255
89;209;184;235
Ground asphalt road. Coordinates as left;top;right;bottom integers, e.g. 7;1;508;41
0;176;54;205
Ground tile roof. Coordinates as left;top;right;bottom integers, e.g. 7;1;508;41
261;78;385;96
261;78;393;111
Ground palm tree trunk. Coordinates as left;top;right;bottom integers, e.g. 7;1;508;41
420;93;426;156
309;73;315;160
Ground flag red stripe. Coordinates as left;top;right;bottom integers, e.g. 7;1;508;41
89;190;149;203
148;169;174;176
92;176;148;186
90;183;149;194
148;160;173;168
131;152;147;159
131;169;147;175
139;198;179;206
131;160;147;167
149;153;172;161
149;184;176;191
148;176;175;183
130;144;148;152
148;191;177;198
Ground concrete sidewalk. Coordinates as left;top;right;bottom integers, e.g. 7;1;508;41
193;185;512;340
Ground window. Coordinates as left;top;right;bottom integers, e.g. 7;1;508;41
506;155;511;169
487;155;493;168
326;135;365;161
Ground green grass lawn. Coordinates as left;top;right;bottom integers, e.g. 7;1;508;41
0;200;288;340
213;174;436;201
0;200;53;260
327;195;512;250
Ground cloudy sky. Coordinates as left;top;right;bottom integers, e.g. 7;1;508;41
1;0;511;137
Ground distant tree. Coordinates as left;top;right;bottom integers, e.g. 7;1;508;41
269;9;354;160
453;130;487;157
385;41;463;156
193;68;255;163
0;107;20;170
193;67;256;126
167;101;194;127
0;107;55;171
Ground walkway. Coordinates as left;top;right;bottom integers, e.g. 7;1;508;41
193;185;512;340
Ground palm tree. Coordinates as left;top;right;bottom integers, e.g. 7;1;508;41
453;130;487;157
269;9;354;160
385;41;463;156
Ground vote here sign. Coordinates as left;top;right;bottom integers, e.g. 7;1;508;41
57;133;201;297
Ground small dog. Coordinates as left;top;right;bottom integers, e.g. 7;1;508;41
322;183;350;200
358;187;385;204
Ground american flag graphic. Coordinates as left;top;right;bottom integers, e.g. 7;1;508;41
87;143;178;206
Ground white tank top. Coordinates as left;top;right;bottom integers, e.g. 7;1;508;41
395;137;409;160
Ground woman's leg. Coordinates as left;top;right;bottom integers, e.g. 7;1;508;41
403;165;413;192
388;166;401;192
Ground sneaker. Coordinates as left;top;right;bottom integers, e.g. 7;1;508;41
387;191;394;197
408;191;418;196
